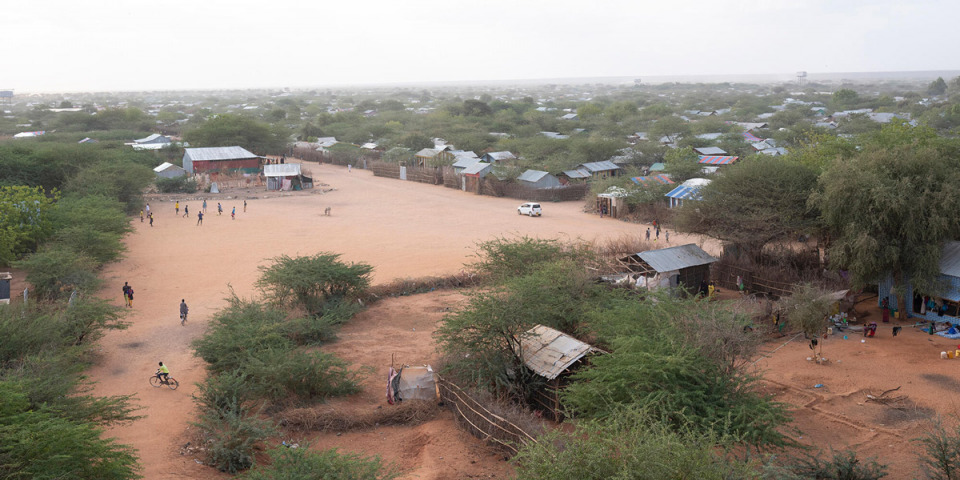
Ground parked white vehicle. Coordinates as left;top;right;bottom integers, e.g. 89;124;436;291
517;202;542;217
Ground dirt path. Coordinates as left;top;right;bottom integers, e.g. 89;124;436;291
87;162;710;479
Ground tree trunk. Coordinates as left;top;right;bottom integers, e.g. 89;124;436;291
895;270;907;321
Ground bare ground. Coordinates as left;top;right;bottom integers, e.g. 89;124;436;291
81;161;960;479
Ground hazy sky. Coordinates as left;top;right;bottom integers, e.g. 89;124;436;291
2;0;957;93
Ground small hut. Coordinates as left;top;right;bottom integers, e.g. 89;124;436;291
618;243;717;294
153;162;187;179
264;163;312;191
518;325;602;420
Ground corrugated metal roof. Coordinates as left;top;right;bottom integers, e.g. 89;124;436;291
562;169;591;179
153;162;182;172
263;164;301;177
698;155;739;165
519;325;599;380
462;162;491;176
485;151;516;161
579;161;620;172
940;241;960;278
694;146;727;156
631;174;674;186
452;157;481;169
184;146;257;162
633;243;718;273
518;169;549;183
135;133;170;144
415;148;439;157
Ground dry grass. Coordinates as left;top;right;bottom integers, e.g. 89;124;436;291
276;400;440;433
366;272;485;301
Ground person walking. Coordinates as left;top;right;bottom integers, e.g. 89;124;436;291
655;228;660;241
231;206;236;220
665;230;670;243
243;200;247;212
174;201;179;215
180;299;189;326
140;209;144;223
122;282;134;308
197;211;204;226
347;164;352;173
202;199;207;213
145;203;151;216
149;212;154;227
645;228;651;241
183;205;189;218
217;203;223;216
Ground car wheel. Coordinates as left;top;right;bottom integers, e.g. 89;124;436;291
529;211;534;217
518;210;522;215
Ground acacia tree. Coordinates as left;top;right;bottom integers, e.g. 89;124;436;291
813;124;960;318
674;156;819;259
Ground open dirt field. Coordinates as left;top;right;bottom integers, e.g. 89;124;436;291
81;160;960;479
86;161;708;479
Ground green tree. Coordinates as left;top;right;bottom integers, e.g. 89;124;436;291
256;253;373;313
674;157;819;259
830;89;860;109
0;186;59;266
14;245;101;300
812;125;960;319
0;384;141;480
929;77;949;96
663;146;702;184
184;114;286;154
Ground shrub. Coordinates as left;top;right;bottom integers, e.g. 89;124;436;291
0;383;141;480
514;408;758;479
764;449;887;480
195;404;275;474
240;445;398;480
155;175;198;193
243;348;361;403
917;418;960;480
14;245;101;300
256;253;373;313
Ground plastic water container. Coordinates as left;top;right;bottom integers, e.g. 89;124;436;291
827;327;834;335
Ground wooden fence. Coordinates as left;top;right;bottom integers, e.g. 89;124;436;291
712;262;795;298
436;375;538;456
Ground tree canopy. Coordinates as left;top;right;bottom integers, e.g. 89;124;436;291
184;114;286;154
813;124;960;316
674;156;820;258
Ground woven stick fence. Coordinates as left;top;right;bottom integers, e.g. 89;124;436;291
436;375;538;456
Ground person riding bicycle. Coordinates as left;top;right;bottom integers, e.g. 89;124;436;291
157;362;170;384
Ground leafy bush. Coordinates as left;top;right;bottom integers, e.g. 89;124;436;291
469;236;593;281
0;383;141;480
256;253;373;313
242;348;361;403
241;445;398;480
764;449;887;480
155;175;198;193
195;403;276;474
14;245;101;300
917;418;960;480
515;408;758;480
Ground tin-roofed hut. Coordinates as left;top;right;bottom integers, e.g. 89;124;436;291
618;243;717;294
518;325;603;420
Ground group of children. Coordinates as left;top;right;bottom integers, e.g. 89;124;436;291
140;199;249;227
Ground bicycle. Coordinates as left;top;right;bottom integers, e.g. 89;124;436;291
149;371;179;390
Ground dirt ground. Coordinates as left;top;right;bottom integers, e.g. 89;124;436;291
77;160;960;479
753;303;960;479
85;161;709;479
